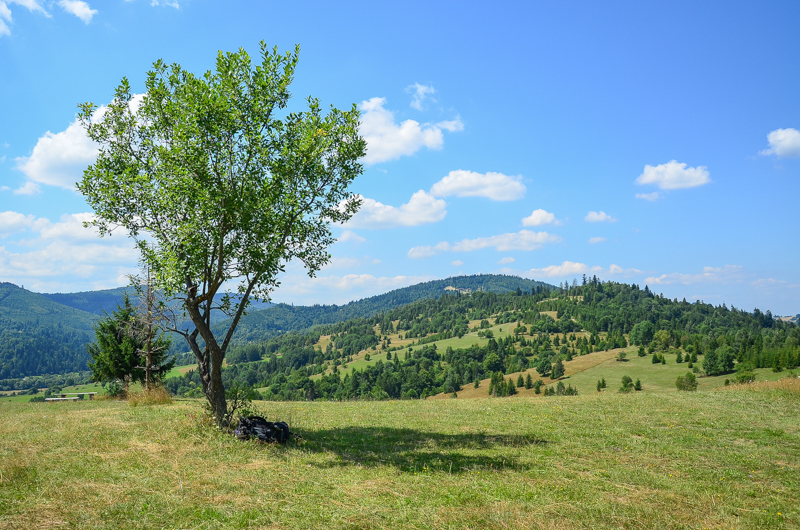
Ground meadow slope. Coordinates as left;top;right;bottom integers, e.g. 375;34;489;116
1;381;798;529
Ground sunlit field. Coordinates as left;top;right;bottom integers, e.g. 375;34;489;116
1;380;798;529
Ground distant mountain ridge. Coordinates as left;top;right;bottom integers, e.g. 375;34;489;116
0;274;551;379
212;274;552;344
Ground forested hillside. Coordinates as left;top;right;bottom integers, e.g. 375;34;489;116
0;283;96;379
211;274;550;344
165;278;799;401
0;274;546;380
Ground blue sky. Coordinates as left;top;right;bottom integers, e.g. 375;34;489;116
0;1;798;314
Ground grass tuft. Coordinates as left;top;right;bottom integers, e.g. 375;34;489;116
127;386;173;406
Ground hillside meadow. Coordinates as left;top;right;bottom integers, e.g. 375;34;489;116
1;380;798;529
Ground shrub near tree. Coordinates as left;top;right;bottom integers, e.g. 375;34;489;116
619;375;634;393
675;372;698;391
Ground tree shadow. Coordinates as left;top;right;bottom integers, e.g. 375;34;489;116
296;426;548;474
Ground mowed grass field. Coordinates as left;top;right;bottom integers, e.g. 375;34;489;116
1;380;799;529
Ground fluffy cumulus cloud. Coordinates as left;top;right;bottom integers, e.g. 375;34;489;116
343;191;447;229
645;265;744;285
526;261;589;278
15;118;99;190
0;211;138;292
358;97;462;164
451;260;463;267
636;160;710;190
585;210;616;223
57;0;97;23
588;237;606;244
430;170;526;201
521;208;560;226
408;230;561;258
760;128;800;158
406;83;435;110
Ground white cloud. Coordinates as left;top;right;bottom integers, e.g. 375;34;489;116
526;261;589;278
645;265;744;286
585;211;616;223
406;83;435;111
588;237;606;244
522;208;560;226
0;211;139;292
338;230;365;243
451;260;463;267
436;118;464;132
1;0;51;36
15;118;99;190
636;160;710;190
760;128;800;158
344;190;447;229
8;0;48;16
430;170;526;201
520;261;640;279
371;258;381;265
358;97;462;164
0;211;38;237
0;3;12;36
57;0;96;23
408;230;561;258
635;192;661;201
497;257;515;264
13;181;40;195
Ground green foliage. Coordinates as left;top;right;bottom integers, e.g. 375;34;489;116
87;296;173;389
525;373;533;389
78;42;367;423
619;375;634;393
675;372;698;391
703;346;735;376
629;320;655;345
634;378;642;391
551;359;565;379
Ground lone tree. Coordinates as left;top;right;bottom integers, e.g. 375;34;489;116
78;43;366;424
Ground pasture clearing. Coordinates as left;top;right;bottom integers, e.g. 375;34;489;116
0;383;798;529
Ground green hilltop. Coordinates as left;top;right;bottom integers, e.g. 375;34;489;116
166;279;799;401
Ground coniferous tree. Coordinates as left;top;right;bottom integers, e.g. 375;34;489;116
525;373;533;389
601;377;607;388
517;374;524;387
634;378;642;391
596;379;602;392
551;359;565;379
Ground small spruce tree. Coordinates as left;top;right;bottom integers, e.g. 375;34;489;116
596;379;602;392
525;373;533;389
634;378;642;391
601;377;607;388
517;374;525;388
551;359;565;379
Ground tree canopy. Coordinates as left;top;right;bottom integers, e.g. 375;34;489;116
78;42;366;423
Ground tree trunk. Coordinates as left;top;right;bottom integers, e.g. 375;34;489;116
184;293;228;426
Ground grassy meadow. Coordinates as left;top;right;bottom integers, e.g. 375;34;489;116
1;379;798;529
